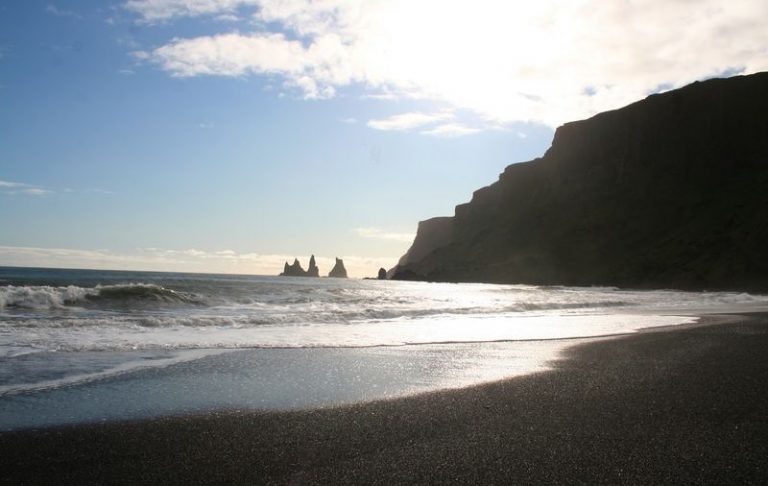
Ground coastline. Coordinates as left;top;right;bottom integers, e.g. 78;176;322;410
3;313;768;484
0;315;697;431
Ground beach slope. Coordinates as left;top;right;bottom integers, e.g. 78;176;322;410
2;316;768;484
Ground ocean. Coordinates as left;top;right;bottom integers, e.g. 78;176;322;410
2;266;768;429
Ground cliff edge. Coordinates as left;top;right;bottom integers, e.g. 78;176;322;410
392;72;768;291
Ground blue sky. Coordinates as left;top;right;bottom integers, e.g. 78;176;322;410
1;1;766;276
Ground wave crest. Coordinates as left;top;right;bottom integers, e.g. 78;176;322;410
0;283;203;310
89;284;203;306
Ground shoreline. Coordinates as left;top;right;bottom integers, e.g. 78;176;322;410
0;314;700;430
3;312;768;483
0;338;585;430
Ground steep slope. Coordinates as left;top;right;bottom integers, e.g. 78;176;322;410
392;72;768;291
387;217;454;279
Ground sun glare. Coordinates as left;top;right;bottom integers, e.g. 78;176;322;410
371;1;562;120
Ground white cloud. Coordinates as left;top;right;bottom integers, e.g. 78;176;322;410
215;13;240;22
124;0;260;22
20;188;51;196
116;35;141;49
361;91;400;101
140;33;305;77
135;31;349;99
127;0;768;127
421;123;481;137
0;245;398;278
367;112;453;131
0;180;116;196
0;179;51;196
355;227;415;243
45;4;83;19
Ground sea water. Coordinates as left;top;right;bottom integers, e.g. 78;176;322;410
2;266;767;429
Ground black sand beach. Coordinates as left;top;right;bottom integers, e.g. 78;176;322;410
3;315;768;485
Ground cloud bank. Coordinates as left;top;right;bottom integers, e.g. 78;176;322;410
127;0;768;128
366;112;453;132
355;227;415;243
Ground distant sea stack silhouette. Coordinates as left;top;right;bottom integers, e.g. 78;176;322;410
280;255;320;277
392;72;768;291
377;268;387;280
306;255;319;277
328;258;348;278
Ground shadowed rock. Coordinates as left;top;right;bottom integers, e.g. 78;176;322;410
280;258;307;277
328;258;348;278
393;72;768;291
279;257;319;277
306;255;319;277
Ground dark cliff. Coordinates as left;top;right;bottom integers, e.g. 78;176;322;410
392;72;768;291
388;217;454;280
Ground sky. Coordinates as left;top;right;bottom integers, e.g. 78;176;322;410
1;0;767;277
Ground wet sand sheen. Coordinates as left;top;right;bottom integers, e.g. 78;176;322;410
3;314;768;484
0;339;583;430
1;315;696;430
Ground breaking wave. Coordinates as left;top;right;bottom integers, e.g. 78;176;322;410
0;284;204;310
3;271;768;357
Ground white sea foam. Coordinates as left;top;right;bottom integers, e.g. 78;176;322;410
0;285;92;309
0;348;232;396
0;313;698;353
2;279;768;354
2;272;768;398
0;283;202;310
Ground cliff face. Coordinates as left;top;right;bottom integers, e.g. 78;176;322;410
398;217;454;266
388;217;454;280
393;72;768;291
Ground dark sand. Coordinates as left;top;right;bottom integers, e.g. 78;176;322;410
3;315;768;485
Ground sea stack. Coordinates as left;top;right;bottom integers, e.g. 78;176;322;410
280;258;307;277
377;268;387;280
279;256;319;277
328;258;348;278
306;255;319;277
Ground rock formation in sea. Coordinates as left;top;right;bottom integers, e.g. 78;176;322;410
306;255;319;277
280;258;306;277
280;256;319;277
377;268;387;280
392;72;768;291
328;258;348;278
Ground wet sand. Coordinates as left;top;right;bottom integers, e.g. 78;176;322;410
2;314;768;484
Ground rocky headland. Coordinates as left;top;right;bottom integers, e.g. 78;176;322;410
392;72;768;291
